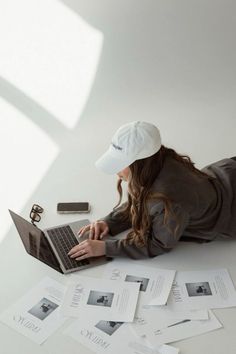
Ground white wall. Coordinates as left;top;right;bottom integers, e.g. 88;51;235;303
60;0;236;218
62;0;236;163
0;0;236;244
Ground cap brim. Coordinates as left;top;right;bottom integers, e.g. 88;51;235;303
95;150;133;174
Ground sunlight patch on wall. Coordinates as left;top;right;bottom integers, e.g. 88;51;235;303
0;97;59;243
0;0;103;129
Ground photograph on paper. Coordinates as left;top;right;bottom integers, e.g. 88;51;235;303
125;275;150;292
185;282;212;297
28;297;59;320
95;320;124;336
87;291;114;307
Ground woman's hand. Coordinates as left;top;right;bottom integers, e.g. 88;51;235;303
68;239;106;261
78;221;109;240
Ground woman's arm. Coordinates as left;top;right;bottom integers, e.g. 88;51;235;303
100;202;132;236
69;203;189;261
104;203;189;259
68;202;132;260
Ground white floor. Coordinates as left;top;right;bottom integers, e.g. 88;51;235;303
0;1;236;353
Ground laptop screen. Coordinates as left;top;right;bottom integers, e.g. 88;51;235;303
9;210;62;273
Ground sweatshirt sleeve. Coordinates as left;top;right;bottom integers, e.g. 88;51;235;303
105;203;189;259
99;202;132;236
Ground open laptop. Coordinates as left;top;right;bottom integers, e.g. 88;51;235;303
9;210;111;274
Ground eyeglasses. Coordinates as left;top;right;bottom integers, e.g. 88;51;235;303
30;204;44;226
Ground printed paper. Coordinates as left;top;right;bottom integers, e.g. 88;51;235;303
64;315;179;354
102;260;176;307
132;309;222;345
0;277;67;344
61;275;140;322
167;268;236;310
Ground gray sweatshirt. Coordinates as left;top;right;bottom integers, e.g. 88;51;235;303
101;156;236;259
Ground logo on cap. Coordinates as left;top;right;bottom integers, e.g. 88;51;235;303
111;142;123;151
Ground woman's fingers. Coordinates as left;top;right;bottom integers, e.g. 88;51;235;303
67;240;87;258
94;221;109;240
99;227;109;239
78;221;109;240
68;239;106;261
78;225;90;237
70;248;87;259
67;244;80;256
89;222;104;240
94;222;100;239
89;223;95;239
75;254;88;261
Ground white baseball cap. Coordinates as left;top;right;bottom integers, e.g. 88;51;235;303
95;121;162;174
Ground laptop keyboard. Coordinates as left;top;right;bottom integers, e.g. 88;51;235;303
47;225;89;270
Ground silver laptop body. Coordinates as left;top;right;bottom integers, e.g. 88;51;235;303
9;210;110;274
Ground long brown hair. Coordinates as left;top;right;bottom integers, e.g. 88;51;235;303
114;145;213;247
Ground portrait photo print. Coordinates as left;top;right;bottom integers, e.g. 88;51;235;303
125;275;149;292
87;291;114;307
95;320;123;335
28;297;58;320
185;282;213;297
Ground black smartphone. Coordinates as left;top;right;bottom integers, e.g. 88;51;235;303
57;202;90;214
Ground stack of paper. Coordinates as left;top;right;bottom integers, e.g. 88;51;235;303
64;316;179;354
61;262;178;353
1;262;236;354
101;261;236;348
